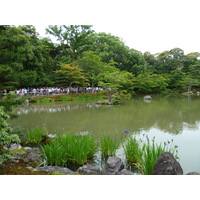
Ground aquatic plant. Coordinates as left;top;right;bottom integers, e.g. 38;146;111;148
26;126;48;144
100;135;120;157
124;135;178;175
139;137;178;175
42;134;97;166
123;137;142;164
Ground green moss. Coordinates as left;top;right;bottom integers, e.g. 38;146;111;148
51;172;67;175
10;148;26;155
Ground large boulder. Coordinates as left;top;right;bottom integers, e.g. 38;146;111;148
77;164;101;175
102;156;124;175
36;166;77;175
152;152;183;175
13;147;43;167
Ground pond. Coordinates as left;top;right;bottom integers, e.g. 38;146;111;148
9;95;200;174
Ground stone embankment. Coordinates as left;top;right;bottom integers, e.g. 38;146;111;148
2;144;200;175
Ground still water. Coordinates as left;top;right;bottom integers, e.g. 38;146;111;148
10;95;200;174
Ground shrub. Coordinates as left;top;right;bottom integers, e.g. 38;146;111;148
42;134;97;166
0;106;20;164
100;135;120;157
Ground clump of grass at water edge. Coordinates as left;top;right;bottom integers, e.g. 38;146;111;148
124;135;178;175
41;134;97;167
26;126;48;144
100;135;121;157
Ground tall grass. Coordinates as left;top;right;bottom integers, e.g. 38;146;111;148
26;127;48;144
124;135;178;175
123;137;142;164
100;135;120;157
42;134;97;166
140;137;178;175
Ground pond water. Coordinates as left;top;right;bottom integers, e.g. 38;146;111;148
9;95;200;174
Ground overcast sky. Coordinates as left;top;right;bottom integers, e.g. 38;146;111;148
3;0;200;55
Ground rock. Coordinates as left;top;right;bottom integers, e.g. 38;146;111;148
47;134;56;139
3;143;22;151
77;164;101;175
144;95;152;100
36;166;77;175
186;172;200;175
152;152;183;175
116;169;134;175
24;147;32;150
102;156;124;175
13;147;42;167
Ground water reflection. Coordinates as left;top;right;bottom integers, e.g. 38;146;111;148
10;95;200;136
16;103;101;115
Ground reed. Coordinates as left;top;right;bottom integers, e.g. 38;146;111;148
26;127;48;144
124;135;178;175
100;135;120;157
123;137;142;164
42;134;97;166
140;137;178;175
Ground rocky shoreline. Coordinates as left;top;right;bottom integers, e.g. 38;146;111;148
1;144;200;175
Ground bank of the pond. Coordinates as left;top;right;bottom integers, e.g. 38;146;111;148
8;94;200;173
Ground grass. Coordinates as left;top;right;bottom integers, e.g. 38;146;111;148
124;135;178;175
123;137;142;164
42;134;97;166
26;127;48;144
140;137;178;175
100;135;120;157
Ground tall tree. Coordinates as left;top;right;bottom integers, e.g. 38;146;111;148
155;48;184;73
46;25;94;62
55;63;88;87
0;26;33;90
76;51;117;88
98;70;134;102
90;32;146;75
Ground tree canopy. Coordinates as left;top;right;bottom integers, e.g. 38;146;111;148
0;25;200;94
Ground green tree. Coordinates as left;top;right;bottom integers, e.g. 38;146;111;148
134;73;169;94
0;26;33;90
0;106;20;164
182;52;200;73
76;51;117;89
46;25;94;62
167;69;186;91
90;32;147;75
155;48;184;73
19;25;56;87
98;70;134;102
56;63;88;87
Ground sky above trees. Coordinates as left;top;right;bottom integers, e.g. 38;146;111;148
2;0;200;54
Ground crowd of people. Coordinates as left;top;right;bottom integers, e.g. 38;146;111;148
1;86;104;97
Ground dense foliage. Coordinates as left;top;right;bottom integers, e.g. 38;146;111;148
0;106;20;164
0;25;200;95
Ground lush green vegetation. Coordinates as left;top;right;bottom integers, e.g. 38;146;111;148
0;106;20;164
124;136;178;175
100;135;120;157
1;25;200;96
42;134;97;166
26;127;48;144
